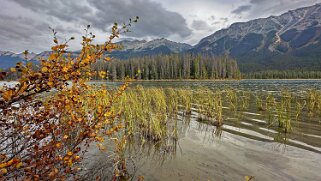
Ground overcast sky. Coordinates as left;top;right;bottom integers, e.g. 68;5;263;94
1;0;321;53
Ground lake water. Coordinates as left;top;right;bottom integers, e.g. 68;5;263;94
94;79;321;91
82;80;321;180
2;80;321;180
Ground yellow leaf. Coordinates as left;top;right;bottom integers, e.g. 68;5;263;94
41;67;48;73
15;162;22;169
0;168;7;174
67;152;73;156
0;163;6;169
10;68;16;72
62;67;68;72
2;90;14;101
48;54;56;61
245;176;254;181
55;143;62;148
82;57;90;64
104;57;111;61
47;81;53;87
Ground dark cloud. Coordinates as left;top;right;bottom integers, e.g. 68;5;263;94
243;0;321;20
12;0;192;39
220;17;229;23
87;0;191;38
0;14;52;52
250;0;266;4
209;15;215;21
231;5;252;14
191;20;210;30
211;21;221;25
12;0;93;22
2;0;321;52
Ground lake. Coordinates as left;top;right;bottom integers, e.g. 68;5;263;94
82;80;321;181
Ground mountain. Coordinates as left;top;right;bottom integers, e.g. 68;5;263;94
110;38;192;59
191;3;321;72
3;3;321;72
0;51;37;69
0;38;191;69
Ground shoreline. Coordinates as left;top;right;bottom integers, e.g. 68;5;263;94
90;78;321;83
1;78;321;85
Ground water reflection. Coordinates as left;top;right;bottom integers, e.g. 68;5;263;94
81;80;321;180
82;104;321;180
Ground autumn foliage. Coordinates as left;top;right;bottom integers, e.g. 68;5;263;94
0;17;138;180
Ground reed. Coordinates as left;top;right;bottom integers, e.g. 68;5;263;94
213;91;224;126
225;89;238;111
274;89;293;133
178;88;193;115
295;99;306;121
255;93;265;111
305;89;321;116
239;90;250;111
80;86;321;180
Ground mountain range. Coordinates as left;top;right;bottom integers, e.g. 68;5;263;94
191;3;321;72
2;3;321;72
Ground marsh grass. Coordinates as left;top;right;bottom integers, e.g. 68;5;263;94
194;88;224;126
88;86;321;136
239;90;251;111
305;89;321;116
255;94;265;111
225;89;238;112
80;85;321;179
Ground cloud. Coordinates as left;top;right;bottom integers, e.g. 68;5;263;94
250;0;266;4
12;0;192;39
2;0;321;51
220;18;229;23
11;0;93;22
244;0;321;19
0;13;53;52
231;5;252;14
191;20;210;30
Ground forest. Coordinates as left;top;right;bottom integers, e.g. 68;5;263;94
4;54;321;80
91;54;241;80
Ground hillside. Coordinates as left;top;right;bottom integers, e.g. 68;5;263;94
2;3;321;73
190;3;321;72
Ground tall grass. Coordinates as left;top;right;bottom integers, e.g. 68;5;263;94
85;86;321;144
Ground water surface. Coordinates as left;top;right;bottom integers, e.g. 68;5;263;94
84;80;321;180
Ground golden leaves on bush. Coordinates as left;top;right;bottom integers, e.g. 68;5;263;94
0;17;138;180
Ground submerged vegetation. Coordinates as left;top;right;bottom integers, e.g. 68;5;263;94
76;85;321;180
85;86;321;143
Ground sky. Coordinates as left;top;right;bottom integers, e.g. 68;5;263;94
1;0;321;53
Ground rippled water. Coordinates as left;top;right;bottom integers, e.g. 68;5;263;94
82;80;321;180
93;79;321;91
3;80;321;180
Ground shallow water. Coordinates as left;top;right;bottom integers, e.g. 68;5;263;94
93;79;321;91
3;80;321;180
84;80;321;180
130;118;321;181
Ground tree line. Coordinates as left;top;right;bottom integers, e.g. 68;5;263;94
243;70;321;79
91;54;241;80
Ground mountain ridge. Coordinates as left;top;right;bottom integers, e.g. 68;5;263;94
0;38;192;69
2;3;321;72
190;3;321;72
